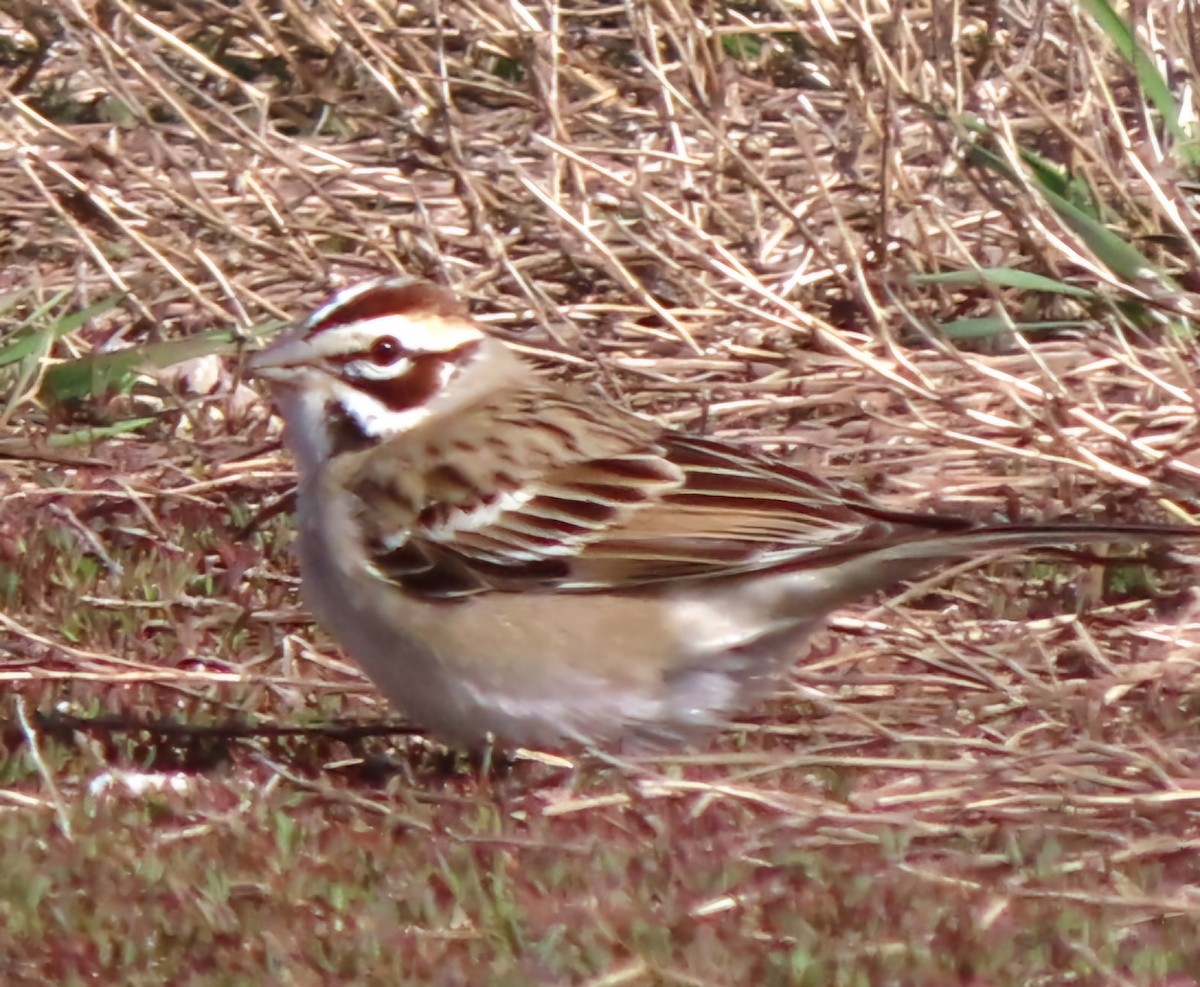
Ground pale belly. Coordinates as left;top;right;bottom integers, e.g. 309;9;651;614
292;487;831;748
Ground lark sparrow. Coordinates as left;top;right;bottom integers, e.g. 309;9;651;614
247;277;1195;749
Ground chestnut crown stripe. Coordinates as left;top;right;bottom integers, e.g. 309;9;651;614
303;280;469;337
301;279;486;413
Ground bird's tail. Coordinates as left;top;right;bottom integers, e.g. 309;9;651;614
877;521;1198;565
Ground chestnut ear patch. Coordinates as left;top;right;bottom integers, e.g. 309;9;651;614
308;280;468;335
347;340;482;412
354;352;448;412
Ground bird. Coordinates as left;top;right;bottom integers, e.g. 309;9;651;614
246;276;1197;750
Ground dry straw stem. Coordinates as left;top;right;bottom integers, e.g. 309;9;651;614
3;0;1200;981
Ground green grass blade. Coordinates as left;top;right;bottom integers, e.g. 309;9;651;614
46;418;160;446
39;323;280;404
1036;182;1164;284
936;318;1094;340
0;293;128;369
1080;0;1200;167
912;268;1097;297
965;134;1167;285
0;290;73;369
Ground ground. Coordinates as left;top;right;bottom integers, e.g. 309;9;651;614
3;2;1200;984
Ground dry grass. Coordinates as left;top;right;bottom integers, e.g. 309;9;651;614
3;1;1200;983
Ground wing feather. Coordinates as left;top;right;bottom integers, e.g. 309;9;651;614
352;417;969;598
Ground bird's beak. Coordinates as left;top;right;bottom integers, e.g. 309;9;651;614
244;331;313;383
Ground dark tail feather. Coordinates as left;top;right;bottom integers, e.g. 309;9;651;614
878;521;1199;565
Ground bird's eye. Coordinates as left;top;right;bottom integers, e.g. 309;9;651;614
368;336;404;366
